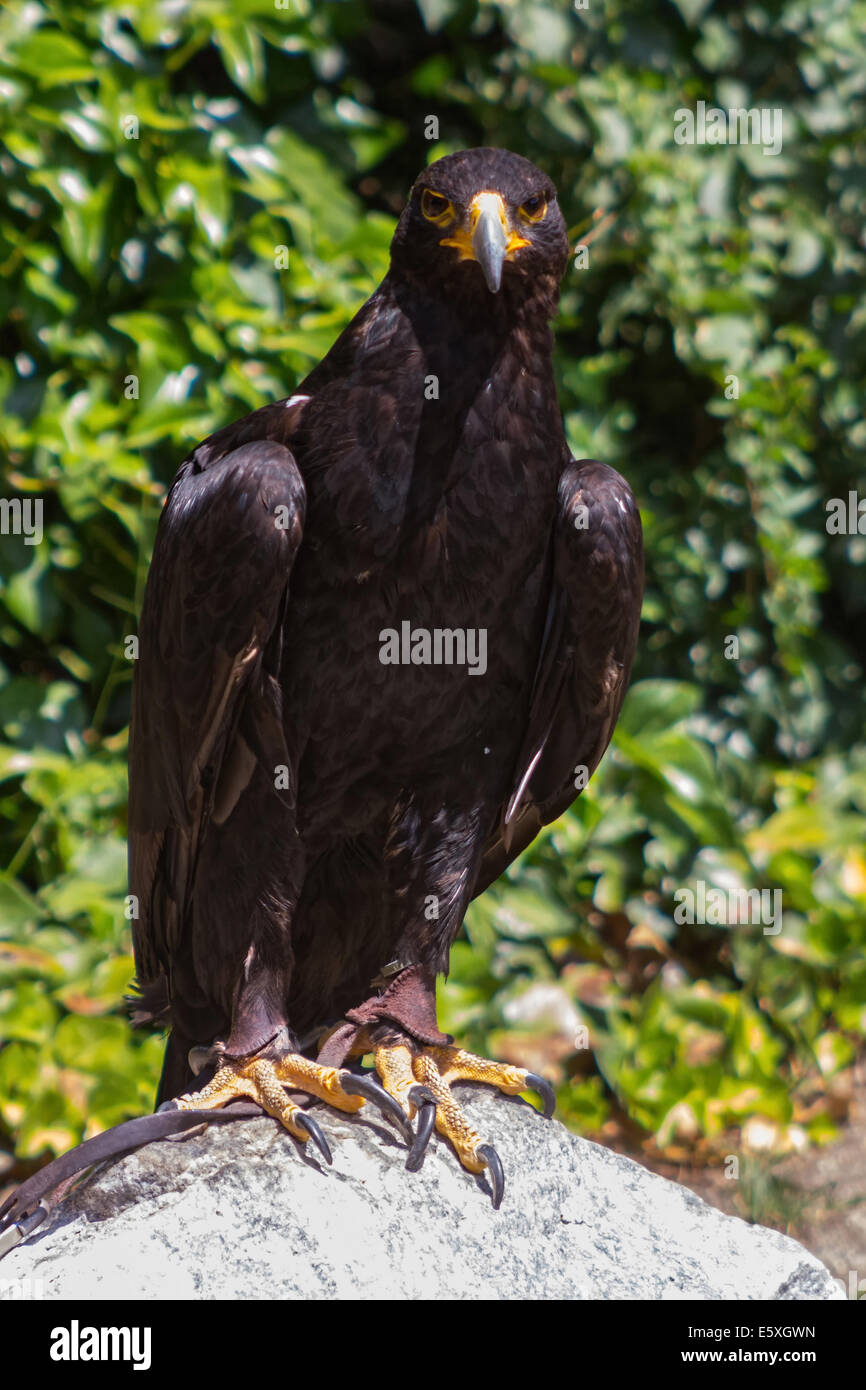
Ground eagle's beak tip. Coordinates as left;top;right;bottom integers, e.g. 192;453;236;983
471;200;508;296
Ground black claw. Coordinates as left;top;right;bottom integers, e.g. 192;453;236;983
477;1143;505;1210
406;1099;437;1172
339;1072;414;1143
524;1072;556;1119
295;1113;333;1166
407;1084;437;1110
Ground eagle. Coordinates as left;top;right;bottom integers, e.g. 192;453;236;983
127;147;644;1209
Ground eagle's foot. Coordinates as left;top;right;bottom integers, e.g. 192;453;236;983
174;1054;411;1161
372;1042;555;1209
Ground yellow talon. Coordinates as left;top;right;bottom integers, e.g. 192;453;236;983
371;1040;554;1207
175;1052;366;1145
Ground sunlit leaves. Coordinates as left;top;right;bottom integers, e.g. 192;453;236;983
1;0;864;1171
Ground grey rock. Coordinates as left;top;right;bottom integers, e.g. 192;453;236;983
1;1088;844;1300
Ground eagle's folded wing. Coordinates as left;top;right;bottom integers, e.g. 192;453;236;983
475;458;643;895
128;437;306;1001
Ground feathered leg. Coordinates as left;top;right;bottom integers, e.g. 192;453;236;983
322;803;555;1207
162;776;411;1156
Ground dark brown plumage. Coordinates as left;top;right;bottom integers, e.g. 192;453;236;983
127;147;643;1200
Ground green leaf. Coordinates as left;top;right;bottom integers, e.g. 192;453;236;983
617;681;702;739
11;30;94;85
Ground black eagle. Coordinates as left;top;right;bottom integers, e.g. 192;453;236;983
128;147;644;1207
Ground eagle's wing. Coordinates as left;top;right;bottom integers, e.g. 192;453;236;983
474;459;643;896
128;427;306;1011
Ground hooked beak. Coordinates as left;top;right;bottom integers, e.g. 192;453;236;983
471;193;510;293
439;191;530;294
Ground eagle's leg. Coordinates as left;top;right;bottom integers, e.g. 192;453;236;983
162;799;413;1153
342;956;553;1207
368;1032;554;1208
171;1047;410;1162
167;930;413;1155
372;1037;554;1201
172;1047;412;1160
334;811;555;1205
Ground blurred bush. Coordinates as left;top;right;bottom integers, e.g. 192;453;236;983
0;0;864;1174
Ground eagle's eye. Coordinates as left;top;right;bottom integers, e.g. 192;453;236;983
519;193;548;224
421;188;454;223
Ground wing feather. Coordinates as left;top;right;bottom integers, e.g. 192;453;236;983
128;436;306;999
475;459;643;895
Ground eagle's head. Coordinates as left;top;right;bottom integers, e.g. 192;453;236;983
391;147;569;299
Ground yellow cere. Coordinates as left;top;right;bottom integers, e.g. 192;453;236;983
438;190;531;261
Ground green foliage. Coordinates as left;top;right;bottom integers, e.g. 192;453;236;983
0;0;864;1172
